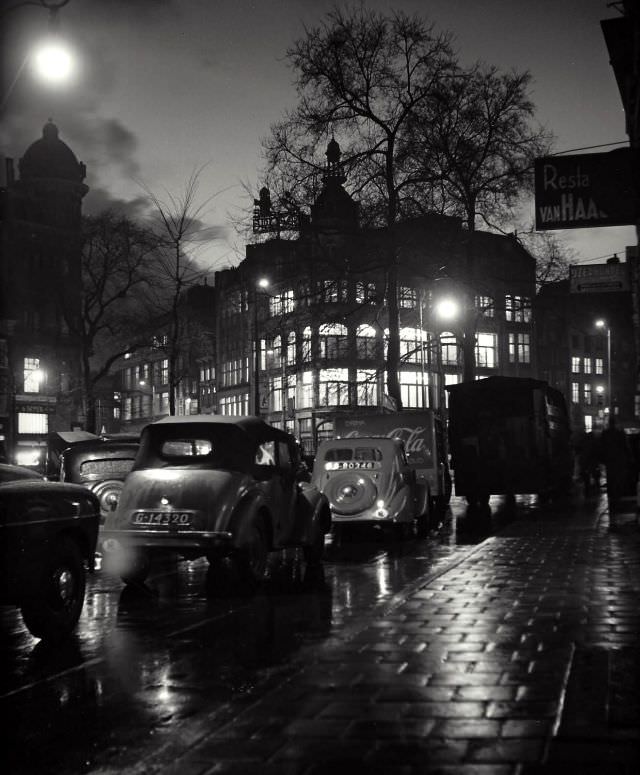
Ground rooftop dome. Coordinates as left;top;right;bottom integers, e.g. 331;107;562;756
19;120;86;183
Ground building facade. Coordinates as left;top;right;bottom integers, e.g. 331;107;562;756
214;141;537;454
0;121;87;467
535;251;639;435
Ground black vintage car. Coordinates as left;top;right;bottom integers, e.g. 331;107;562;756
0;463;100;640
58;437;139;523
101;416;331;587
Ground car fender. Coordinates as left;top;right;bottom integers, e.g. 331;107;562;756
227;489;273;549
297;483;332;537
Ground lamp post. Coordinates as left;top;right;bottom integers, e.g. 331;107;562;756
595;319;612;425
253;277;269;416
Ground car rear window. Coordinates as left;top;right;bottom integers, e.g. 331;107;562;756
324;446;383;462
80;458;135;478
160;439;213;458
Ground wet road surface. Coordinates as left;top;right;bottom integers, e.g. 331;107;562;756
2;495;537;774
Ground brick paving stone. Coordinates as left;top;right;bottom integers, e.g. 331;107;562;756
133;495;640;774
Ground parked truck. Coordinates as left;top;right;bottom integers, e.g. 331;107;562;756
446;376;573;507
333;409;451;531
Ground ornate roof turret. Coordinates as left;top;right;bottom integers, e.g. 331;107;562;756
311;138;358;232
19;120;87;183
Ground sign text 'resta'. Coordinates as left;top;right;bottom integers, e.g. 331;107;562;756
534;149;639;230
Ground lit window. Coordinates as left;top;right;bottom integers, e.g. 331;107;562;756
440;332;459;366
400;370;428;408
298;371;313;408
571;356;580;373
595;358;603;375
505;294;531;322
18;412;48;433
475;295;494;317
319;368;349;406
356;324;377;359
356;369;377;406
572;382;579;403
23;357;44;393
319;323;348;360
476;333;498;368
583;384;592;404
355;281;376;303
508;333;530;364
583;358;592;374
399;327;424;364
399;286;417;309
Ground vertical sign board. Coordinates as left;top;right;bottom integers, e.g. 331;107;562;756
534;148;639;230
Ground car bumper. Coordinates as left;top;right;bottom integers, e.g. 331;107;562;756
100;529;234;554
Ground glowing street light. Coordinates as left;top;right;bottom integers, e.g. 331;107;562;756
433;296;461;323
32;39;74;83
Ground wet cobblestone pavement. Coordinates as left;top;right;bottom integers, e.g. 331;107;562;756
113;492;640;775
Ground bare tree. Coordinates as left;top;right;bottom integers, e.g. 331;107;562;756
140;167;218;415
74;211;158;433
262;5;457;408
517;228;574;290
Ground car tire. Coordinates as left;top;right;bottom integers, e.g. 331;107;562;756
234;518;268;588
120;549;151;586
20;537;86;641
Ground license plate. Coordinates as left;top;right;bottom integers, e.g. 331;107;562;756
131;511;194;527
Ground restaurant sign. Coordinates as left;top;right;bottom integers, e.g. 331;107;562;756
534;148;639;230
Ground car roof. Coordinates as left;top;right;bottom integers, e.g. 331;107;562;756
147;414;292;442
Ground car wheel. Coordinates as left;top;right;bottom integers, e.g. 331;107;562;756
234;518;268;588
120;549;151;585
20;537;86;641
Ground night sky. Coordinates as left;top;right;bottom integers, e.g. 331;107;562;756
1;0;635;272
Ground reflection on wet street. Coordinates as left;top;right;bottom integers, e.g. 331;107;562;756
2;493;545;773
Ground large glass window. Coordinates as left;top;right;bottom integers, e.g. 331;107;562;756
571;356;580;373
356;369;377;405
18;412;48;433
440;332;460;366
595;357;604;375
475;295;494;317
400;370;427;408
286;332;296;365
356;324;377;359
319;323;348;360
505;294;531;323
572;382;579;403
355;281;376;303
23;357;43;393
508;333;531;364
301;327;312;363
399;327;424;364
399;286;417;309
298;371;313;408
319;368;349;406
583;357;592;375
476;333;498;368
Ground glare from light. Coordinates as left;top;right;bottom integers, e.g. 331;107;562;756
257;277;270;289
434;297;461;321
16;449;41;467
596;385;605;394
595;318;607;330
32;41;74;84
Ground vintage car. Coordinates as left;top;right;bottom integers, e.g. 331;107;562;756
100;416;332;586
0;463;100;640
58;437;140;523
311;436;419;535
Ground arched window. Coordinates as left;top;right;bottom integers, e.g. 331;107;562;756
356;324;377;359
399;326;425;364
319;323;348;360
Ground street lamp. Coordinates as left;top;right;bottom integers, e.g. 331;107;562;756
595;319;612;425
253;277;269;416
2;0;76;112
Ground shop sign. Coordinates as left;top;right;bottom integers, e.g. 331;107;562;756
569;263;630;294
535;148;639;230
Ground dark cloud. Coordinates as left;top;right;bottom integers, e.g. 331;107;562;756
83;187;151;219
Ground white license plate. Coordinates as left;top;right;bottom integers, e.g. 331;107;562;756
132;511;193;527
